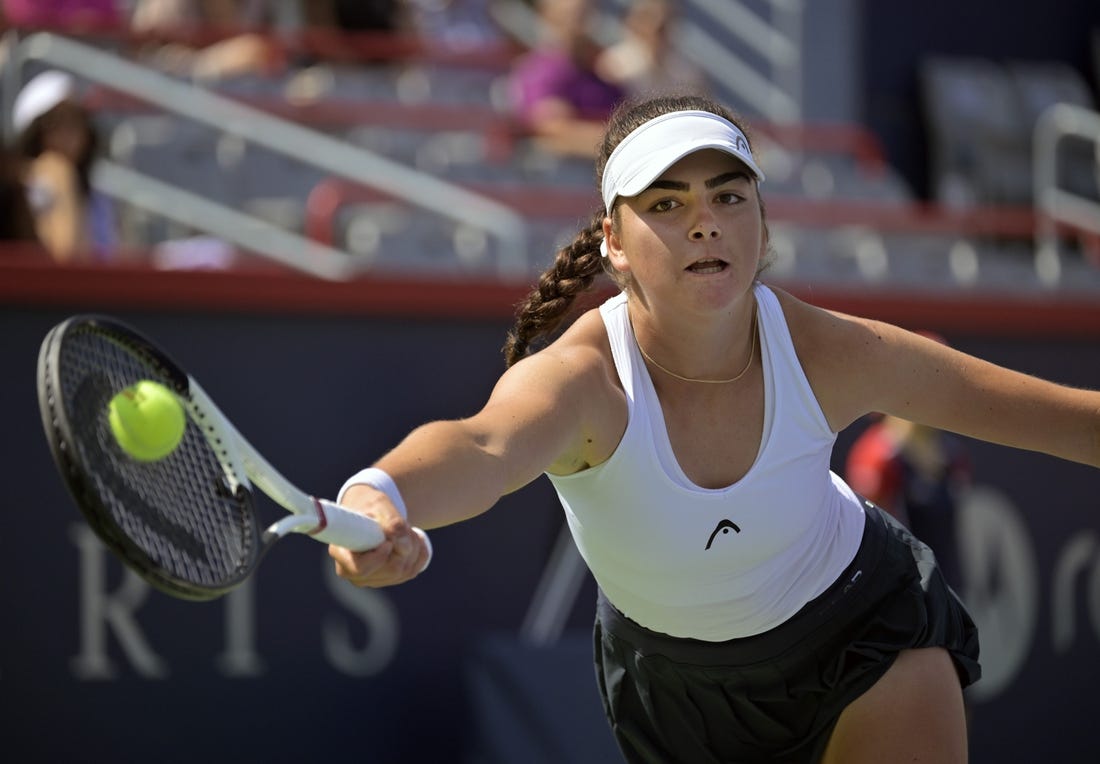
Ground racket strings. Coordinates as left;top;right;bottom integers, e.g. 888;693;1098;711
56;327;260;592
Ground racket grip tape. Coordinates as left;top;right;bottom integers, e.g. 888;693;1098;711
312;498;387;551
314;499;433;573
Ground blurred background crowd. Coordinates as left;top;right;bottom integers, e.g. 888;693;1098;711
1;0;1097;292
3;5;1100;762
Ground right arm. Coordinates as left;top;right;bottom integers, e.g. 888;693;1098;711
329;320;619;587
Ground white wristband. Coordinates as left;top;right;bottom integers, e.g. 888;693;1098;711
337;467;408;520
336;467;431;574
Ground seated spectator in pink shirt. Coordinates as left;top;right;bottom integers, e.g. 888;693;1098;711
1;0;121;27
595;0;708;97
508;0;625;158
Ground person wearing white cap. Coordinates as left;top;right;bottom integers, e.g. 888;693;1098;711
328;93;1100;762
11;70;117;262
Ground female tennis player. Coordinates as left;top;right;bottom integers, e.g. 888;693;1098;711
329;93;1100;763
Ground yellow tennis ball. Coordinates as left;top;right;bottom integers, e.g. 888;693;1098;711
108;380;186;462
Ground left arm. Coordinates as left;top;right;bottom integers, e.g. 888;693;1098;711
778;290;1100;468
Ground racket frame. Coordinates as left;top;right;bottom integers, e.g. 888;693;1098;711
184;379;386;549
38;315;386;601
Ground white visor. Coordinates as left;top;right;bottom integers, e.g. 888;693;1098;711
601;110;764;213
13;71;76;135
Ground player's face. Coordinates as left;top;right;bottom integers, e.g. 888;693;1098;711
606;149;765;314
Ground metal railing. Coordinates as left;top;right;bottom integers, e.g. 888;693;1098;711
1033;102;1100;286
665;0;802;122
4;32;531;279
602;0;802;122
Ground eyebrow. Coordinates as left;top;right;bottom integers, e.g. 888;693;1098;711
647;171;751;192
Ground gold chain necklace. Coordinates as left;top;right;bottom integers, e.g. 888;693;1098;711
636;311;758;384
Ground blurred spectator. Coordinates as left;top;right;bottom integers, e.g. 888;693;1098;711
129;1;412;81
302;0;409;34
130;0;289;82
846;415;971;590
508;0;625;158
844;335;972;591
595;0;707;97
12;70;119;262
410;0;501;47
1;0;121;28
296;0;414;65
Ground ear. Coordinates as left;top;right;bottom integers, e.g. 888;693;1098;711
602;216;630;272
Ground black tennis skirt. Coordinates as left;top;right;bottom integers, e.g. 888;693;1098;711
593;502;981;764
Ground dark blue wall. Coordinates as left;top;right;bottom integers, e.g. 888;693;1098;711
2;285;1099;763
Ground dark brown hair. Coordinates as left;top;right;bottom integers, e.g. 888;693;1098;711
502;93;763;366
0;148;37;242
16;100;99;196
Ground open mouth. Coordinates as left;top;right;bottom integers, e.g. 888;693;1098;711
686;258;728;274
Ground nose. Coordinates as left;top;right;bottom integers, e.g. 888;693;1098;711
689;214;721;242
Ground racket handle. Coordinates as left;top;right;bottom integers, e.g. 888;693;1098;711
314;500;433;572
314;499;386;551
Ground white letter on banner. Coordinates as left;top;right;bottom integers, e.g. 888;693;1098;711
1051;531;1097;653
321;557;400;676
1089;552;1100;643
956;486;1038;703
216;577;266;677
68;524;168;680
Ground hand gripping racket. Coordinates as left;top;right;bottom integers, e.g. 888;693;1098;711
37;314;417;601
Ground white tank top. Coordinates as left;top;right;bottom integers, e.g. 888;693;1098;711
548;283;865;641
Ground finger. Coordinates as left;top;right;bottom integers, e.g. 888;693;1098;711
329;541;393;580
371;530;430;582
412;528;433;573
330;527;429;587
392;531;415;560
384;535;420;580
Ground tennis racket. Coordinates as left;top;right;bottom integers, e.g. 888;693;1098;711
37;314;421;601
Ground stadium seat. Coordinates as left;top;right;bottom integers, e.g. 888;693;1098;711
1006;59;1099;201
919;56;1032;206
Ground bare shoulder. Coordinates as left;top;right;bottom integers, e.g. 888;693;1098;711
770;286;890;367
768;287;1100;467
499;307;625;474
554;307;620;381
505;308;615;388
768;286;925;431
510;307;625;434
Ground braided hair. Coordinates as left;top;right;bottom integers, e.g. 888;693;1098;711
503;93;763;367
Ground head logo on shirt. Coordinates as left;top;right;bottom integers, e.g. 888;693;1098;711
705;519;741;550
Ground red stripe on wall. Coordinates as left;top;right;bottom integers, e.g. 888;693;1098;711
3;255;1099;337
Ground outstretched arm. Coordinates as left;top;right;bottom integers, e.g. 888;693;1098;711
780;290;1100;469
329;336;616;587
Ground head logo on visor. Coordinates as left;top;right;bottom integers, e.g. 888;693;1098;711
601;110;765;214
